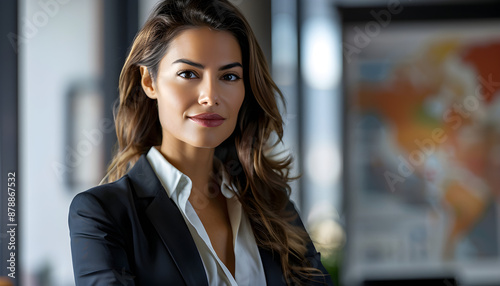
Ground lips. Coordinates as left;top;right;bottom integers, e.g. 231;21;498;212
188;113;225;127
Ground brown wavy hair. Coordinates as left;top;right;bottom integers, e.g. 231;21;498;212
104;0;324;284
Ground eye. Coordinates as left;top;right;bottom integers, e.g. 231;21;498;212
221;73;241;82
177;70;198;79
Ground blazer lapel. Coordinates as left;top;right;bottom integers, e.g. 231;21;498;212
259;248;287;286
129;155;289;286
128;155;209;286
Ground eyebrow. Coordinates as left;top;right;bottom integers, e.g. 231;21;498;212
172;59;242;71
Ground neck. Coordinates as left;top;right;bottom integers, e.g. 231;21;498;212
157;139;215;197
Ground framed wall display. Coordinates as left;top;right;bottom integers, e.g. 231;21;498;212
64;80;108;191
340;2;500;285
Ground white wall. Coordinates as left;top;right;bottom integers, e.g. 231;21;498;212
20;0;101;285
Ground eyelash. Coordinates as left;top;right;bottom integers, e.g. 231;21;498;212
177;70;241;81
221;74;241;81
177;70;198;79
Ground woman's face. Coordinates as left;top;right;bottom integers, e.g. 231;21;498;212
141;27;245;149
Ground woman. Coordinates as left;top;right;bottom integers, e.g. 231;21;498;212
69;0;333;285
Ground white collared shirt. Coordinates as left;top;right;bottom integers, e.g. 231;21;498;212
146;147;267;286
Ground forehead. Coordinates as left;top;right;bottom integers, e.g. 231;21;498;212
162;26;242;65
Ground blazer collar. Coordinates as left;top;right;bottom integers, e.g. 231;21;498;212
127;154;162;198
128;154;209;286
259;248;287;286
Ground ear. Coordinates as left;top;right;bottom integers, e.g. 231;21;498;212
140;66;157;99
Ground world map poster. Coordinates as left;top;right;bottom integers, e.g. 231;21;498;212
343;20;500;285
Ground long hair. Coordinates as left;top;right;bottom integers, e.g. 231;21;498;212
104;0;323;284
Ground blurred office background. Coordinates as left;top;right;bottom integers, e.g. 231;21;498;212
0;0;499;285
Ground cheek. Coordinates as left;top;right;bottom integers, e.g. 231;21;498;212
156;84;193;122
230;85;246;114
226;88;245;133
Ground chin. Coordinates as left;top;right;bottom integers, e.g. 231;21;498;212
184;128;235;149
189;138;227;149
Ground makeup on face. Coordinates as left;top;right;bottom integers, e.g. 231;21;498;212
149;26;245;149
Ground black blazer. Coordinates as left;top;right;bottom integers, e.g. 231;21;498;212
68;154;333;285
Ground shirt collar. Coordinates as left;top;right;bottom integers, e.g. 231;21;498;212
146;146;238;203
213;157;238;199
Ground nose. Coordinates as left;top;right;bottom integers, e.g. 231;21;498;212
198;77;219;106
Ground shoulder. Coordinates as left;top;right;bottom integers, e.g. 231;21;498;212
69;175;136;223
284;200;335;284
284;199;304;226
71;175;131;204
